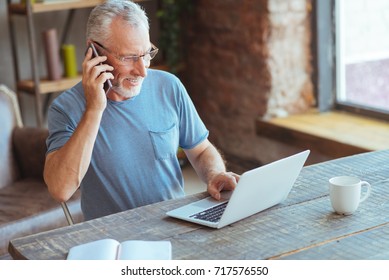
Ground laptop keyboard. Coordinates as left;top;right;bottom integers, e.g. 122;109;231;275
190;201;228;223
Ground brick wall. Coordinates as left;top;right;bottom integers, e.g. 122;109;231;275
182;0;322;169
266;0;315;118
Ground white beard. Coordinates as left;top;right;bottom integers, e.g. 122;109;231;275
112;85;140;99
112;78;144;99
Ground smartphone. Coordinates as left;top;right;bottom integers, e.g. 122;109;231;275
89;43;113;94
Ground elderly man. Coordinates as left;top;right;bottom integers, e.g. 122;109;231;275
44;0;239;220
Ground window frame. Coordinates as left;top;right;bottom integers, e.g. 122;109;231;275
315;0;389;121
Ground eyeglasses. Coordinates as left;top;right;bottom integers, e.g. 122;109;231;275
92;41;158;65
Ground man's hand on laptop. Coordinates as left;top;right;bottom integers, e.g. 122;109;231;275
207;172;240;200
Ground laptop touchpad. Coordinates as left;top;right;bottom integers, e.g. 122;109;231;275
192;191;232;208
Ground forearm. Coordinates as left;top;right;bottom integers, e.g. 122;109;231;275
44;109;103;202
189;145;226;184
186;139;239;200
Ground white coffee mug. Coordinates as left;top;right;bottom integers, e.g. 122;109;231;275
329;176;371;215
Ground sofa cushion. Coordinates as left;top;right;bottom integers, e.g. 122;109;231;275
12;127;48;180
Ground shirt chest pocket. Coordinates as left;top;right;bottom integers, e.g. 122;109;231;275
149;123;178;160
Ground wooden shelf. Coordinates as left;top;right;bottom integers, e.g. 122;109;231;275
256;109;389;158
9;0;101;14
9;0;148;14
17;75;82;94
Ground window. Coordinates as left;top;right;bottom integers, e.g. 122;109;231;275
316;0;389;120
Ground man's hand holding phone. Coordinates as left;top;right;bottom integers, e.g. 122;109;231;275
82;44;114;112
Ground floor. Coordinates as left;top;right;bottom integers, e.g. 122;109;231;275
182;165;206;195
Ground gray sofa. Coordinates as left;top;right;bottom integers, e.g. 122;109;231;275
0;85;83;258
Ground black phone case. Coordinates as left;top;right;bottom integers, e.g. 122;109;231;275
89;43;113;93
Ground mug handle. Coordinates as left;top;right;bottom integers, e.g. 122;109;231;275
360;181;371;203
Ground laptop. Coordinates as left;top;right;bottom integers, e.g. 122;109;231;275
166;150;310;229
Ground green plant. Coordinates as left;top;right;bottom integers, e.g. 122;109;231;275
156;0;193;74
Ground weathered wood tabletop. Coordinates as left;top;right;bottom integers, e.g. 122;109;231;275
8;150;389;260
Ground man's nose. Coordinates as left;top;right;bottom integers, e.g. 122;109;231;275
134;58;148;77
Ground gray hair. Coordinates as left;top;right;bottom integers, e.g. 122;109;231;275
86;0;149;43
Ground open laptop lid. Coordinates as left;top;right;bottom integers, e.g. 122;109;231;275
217;149;310;228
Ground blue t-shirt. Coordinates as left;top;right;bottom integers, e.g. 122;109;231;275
46;69;209;220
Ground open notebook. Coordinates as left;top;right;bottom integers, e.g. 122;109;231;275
67;238;172;260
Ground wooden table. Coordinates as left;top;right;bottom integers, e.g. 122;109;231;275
8;150;389;260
